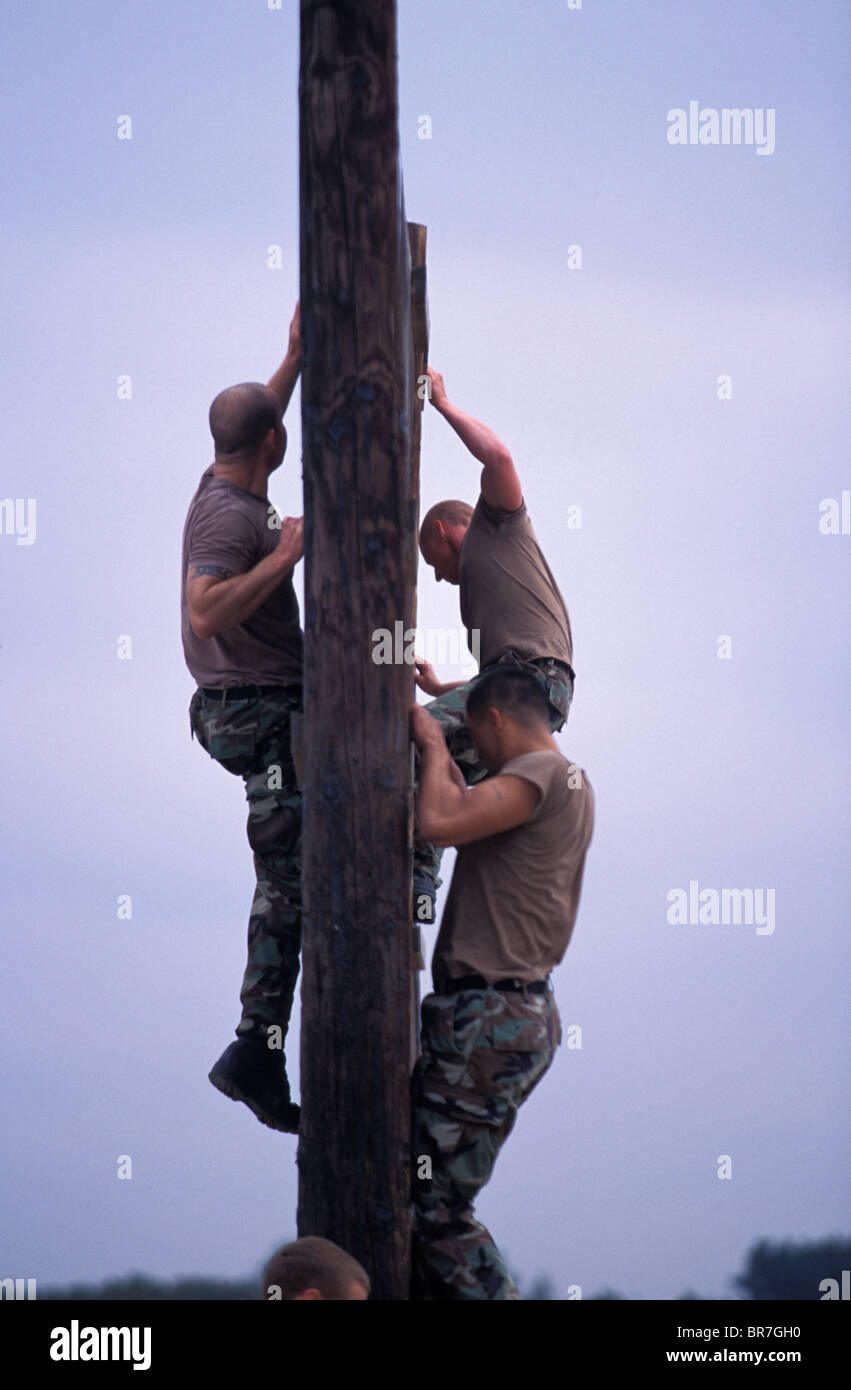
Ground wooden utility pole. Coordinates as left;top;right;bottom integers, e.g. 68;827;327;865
407;221;428;1066
297;0;425;1301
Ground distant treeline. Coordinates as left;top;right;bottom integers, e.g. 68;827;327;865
37;1274;259;1301
35;1235;851;1301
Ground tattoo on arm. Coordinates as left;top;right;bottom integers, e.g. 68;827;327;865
189;565;232;580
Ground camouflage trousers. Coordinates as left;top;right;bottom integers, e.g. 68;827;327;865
414;655;574;892
188;686;303;1046
410;983;561;1300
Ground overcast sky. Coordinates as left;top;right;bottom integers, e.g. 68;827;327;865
1;0;848;1300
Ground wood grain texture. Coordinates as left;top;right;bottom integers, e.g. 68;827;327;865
297;0;418;1301
407;220;428;1071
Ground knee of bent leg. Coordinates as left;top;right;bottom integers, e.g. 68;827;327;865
246;794;300;858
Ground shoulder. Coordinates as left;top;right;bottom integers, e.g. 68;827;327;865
471;493;528;531
186;465;215;508
500;751;592;821
190;474;267;531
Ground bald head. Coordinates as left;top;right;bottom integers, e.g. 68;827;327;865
420;499;474;545
209;382;284;459
419;499;474;584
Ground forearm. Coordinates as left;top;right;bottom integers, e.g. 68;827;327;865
267;352;300;415
194;553;291;636
437;678;470;696
435;397;512;469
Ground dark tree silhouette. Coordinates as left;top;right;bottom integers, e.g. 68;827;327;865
733;1236;851;1300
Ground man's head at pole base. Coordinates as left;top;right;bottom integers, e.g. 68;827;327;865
261;1236;371;1301
419;499;474;584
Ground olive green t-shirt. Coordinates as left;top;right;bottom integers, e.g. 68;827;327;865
432;750;594;989
181;465;303;688
459;496;574;671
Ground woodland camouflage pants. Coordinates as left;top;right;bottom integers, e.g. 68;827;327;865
414;656;574;891
411;983;562;1300
189;686;303;1047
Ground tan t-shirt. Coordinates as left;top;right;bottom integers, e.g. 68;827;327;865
181;465;303;688
432;750;594;989
459;496;573;671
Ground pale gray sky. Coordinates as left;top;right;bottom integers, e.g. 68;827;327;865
1;0;848;1299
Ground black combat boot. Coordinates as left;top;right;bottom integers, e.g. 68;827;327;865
208;1037;300;1134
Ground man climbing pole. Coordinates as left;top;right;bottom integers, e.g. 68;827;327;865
409;666;594;1299
180;302;304;1134
413;365;576;921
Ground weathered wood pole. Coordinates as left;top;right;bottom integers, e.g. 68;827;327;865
297;0;416;1300
407;222;428;1067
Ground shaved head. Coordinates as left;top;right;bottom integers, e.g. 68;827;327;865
420;499;474;545
466;666;551;729
419;499;474;584
262;1236;371;1301
209;382;284;458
